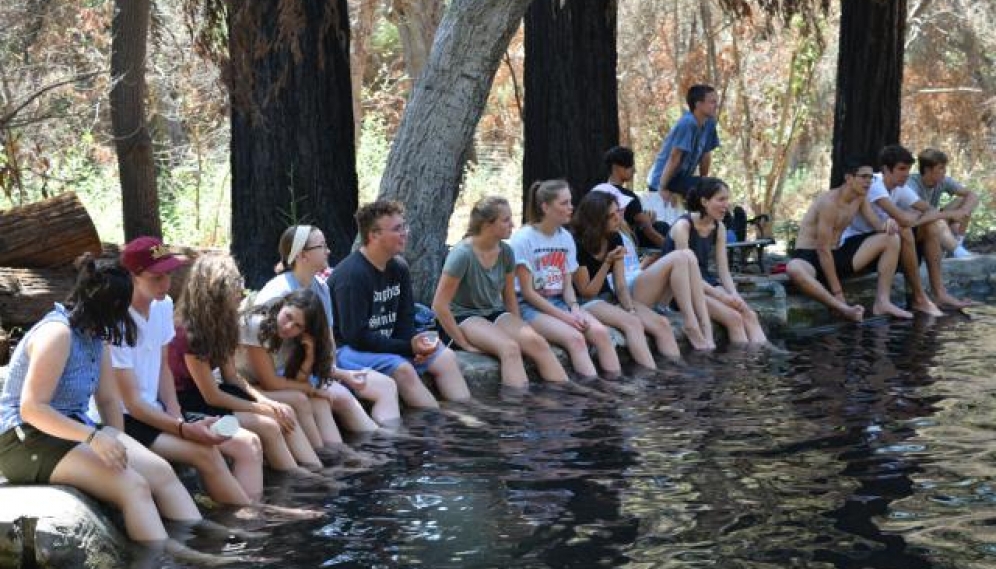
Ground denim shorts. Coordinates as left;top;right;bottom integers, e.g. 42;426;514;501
336;343;443;376
517;295;603;323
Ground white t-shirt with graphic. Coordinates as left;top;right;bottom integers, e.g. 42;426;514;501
509;225;578;297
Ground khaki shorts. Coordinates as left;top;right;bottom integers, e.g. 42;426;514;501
0;423;81;484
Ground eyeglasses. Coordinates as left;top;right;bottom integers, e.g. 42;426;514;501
855;173;874;179
303;242;329;251
376;223;409;235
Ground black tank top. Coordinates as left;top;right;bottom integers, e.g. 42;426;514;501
662;214;718;285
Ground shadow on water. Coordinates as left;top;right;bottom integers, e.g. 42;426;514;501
140;306;996;568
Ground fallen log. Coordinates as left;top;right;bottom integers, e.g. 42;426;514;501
0;192;102;268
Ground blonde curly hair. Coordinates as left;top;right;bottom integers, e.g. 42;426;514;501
176;254;243;366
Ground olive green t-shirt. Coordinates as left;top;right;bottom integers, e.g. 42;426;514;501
442;240;515;319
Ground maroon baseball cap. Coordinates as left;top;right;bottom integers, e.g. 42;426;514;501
121;236;184;274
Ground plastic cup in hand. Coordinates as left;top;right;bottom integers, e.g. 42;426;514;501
422;331;439;348
210;415;240;438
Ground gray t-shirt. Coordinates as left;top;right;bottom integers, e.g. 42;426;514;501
442;240;515;319
906;172;964;209
255;272;333;327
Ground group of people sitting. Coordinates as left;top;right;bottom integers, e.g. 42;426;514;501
0;134;979;547
787;144;978;321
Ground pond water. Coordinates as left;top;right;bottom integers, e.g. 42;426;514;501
166;304;996;568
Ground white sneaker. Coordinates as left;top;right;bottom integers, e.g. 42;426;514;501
952;245;974;258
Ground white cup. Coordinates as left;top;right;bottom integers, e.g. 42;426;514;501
421;331;439;348
210;415;240;438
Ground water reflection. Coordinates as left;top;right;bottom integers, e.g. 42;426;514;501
142;307;996;569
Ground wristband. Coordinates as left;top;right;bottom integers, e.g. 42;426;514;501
177;418;185;439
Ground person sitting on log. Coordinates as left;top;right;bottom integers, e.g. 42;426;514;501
786;159;911;322
112;237;264;506
663;178;768;345
432;196;570;388
0;257;205;543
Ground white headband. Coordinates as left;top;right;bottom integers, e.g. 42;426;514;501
287;226;313;267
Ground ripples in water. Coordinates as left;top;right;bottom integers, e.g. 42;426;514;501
147;305;996;568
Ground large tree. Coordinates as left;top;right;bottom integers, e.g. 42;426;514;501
111;0;161;239
522;0;619;207
829;0;906;185
228;0;357;288
378;0;534;303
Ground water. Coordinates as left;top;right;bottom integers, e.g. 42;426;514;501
168;305;996;568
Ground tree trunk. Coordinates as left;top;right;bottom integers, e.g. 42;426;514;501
110;0;161;239
349;0;379;144
0;192;102;267
830;0;907;186
522;0;619;208
228;0;357;289
378;0;533;304
388;0;445;86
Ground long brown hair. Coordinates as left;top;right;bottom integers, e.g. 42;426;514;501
176;254;243;366
570;191;616;257
248;289;333;381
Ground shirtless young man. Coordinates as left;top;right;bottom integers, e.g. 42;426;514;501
786;161;912;322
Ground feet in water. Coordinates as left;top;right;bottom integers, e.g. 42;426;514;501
872;300;913;319
836;303;865;322
683;326;712;351
935;292;974;310
910;298;944;317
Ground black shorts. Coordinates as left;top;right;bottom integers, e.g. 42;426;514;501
790;232;874;284
443;311;507;349
0;420;87;484
123;414;164;448
176;383;252;420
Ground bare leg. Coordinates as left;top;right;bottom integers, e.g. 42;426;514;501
234;411;299;471
849;233;915;318
633;252;709;350
346;370;401;426
308;396;344;446
496;314;569;383
896;228;941;315
580;312;622;377
461;317;530;388
216;429;264;500
527;313;598;378
325;382;380;432
634;303;680;359
920;220;972;309
584;301;656;369
151;432;253;505
392;362;440;408
426;347;472;401
706;296;749;344
51;444;170;542
786;259;864;322
117;433;202;521
264;389;324;449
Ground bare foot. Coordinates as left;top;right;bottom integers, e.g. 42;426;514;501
837;304;865;322
910;298;944;316
873;301;913;319
935;293;974;310
684;326;711;351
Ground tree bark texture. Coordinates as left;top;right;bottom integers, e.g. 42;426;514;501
830;0;907;186
0;192;102;268
523;0;619;209
388;0;445;86
0;266;78;327
378;0;533;304
111;0;161;239
228;0;357;289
